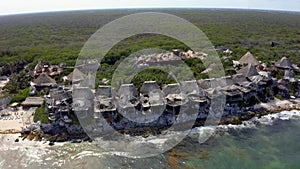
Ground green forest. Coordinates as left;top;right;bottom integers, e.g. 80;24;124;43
0;9;300;89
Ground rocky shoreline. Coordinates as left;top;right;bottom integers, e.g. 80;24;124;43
1;98;299;145
219;98;300;125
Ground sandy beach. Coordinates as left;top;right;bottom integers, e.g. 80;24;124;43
0;107;36;133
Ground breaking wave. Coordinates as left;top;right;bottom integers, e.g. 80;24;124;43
1;110;299;168
191;110;300;143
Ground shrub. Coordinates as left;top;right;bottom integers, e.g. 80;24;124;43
275;94;283;100
11;88;30;103
33;104;49;124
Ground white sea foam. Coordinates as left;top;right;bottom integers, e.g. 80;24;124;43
256;110;300;125
0;110;299;168
71;150;107;160
190;110;300;143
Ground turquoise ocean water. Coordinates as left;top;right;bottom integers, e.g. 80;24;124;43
0;110;299;169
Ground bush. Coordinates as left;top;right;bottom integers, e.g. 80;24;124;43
33;104;49;124
11;88;30;103
275;94;283;100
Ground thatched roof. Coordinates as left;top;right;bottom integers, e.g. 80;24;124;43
162;83;181;96
216;76;234;88
118;84;138;98
140;81;160;95
73;87;94;100
181;80;199;96
22;97;44;107
49;88;72;101
232;74;251;86
117;84;139;108
33;73;56;86
238;51;259;66
275;57;292;69
67;68;86;82
237;64;259;77
96;85;114;98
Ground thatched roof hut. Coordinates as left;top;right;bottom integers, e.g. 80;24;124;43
22;97;44;108
275;57;292;69
118;84;138;98
162;83;181;96
181;80;199;96
140;81;160;95
232;74;253;87
66;68;86;83
96;85;114;98
237;64;259;77
117;84;139;108
73;87;94;100
216;76;234;88
33;73;57;87
238;51;259;66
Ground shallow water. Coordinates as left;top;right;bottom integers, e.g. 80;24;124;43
0;110;299;169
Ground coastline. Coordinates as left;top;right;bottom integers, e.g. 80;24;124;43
219;98;300;125
1;98;300;142
0;107;35;134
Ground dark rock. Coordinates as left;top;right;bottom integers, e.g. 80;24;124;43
15;138;19;142
21;129;31;135
271;41;280;47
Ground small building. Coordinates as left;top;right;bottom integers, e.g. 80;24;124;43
182;80;207;104
232;74;253;87
216;76;234;88
96;85;114;98
21;97;44;109
94;85;116;115
33;60;62;77
33;73;57;89
65;68;87;84
46;87;72;122
181;80;199;96
220;85;243;103
238;51;260;66
140;81;160;95
237;64;259;77
117;84;139;109
72;87;94;118
275;57;292;70
163;83;186;106
140;81;164;111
